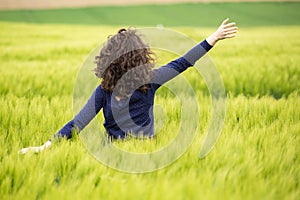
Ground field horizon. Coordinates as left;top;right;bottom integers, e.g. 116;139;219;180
0;2;300;27
1;0;300;10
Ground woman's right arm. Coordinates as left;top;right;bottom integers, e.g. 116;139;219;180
19;85;104;154
151;18;237;90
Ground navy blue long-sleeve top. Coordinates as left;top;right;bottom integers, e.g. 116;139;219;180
53;39;212;140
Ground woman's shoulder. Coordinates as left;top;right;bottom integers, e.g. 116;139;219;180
94;84;110;99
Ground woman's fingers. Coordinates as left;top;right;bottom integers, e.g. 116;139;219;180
222;18;230;25
224;29;238;36
18;146;44;154
19;141;51;154
207;18;238;44
222;28;238;38
18;147;36;154
224;27;238;32
224;22;237;29
224;33;237;38
18;147;29;154
220;21;238;39
221;18;237;28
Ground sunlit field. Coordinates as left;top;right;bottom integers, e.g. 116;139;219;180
0;2;299;200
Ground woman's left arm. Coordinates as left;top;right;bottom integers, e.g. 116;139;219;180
19;85;105;154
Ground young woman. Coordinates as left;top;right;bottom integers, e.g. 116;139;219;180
20;18;238;154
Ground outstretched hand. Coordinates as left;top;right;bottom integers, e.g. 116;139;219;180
18;141;52;154
206;18;238;46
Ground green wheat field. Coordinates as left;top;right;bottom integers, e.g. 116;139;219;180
0;2;299;200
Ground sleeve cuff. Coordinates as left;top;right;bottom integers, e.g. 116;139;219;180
201;39;213;52
183;39;213;65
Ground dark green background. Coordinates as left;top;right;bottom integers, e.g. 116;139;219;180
0;2;299;27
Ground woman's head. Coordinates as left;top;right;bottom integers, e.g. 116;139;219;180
94;28;155;97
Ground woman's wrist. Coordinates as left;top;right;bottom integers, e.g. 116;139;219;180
45;140;52;148
206;32;219;46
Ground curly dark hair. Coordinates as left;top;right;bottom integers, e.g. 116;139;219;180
94;28;156;98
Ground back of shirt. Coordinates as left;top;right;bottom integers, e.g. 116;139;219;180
102;86;156;139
